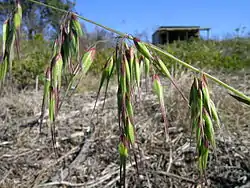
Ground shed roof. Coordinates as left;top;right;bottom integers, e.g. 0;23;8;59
153;26;210;35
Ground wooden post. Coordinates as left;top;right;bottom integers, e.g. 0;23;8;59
166;31;169;44
35;75;38;92
207;29;210;39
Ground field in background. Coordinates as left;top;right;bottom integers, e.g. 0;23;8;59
1;35;250;90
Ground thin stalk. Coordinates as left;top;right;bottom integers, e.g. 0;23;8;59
28;0;250;103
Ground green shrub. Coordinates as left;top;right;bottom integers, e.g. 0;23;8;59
156;38;250;73
12;39;51;89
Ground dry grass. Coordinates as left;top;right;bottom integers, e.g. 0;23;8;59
0;70;249;188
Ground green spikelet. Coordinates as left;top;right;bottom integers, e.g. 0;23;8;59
14;0;22;30
210;100;221;128
133;37;153;60
134;53;141;88
71;14;83;37
198;141;209;174
144;57;150;78
51;54;63;90
118;141;128;158
128;47;134;83
82;47;96;74
125;117;135;144
124;54;131;91
125;94;134;120
201;76;212;116
203;110;216;148
61;32;71;68
154;57;171;79
120;59;127;94
152;74;164;103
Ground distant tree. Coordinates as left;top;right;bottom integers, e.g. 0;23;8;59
0;0;76;39
85;26;116;50
134;29;150;42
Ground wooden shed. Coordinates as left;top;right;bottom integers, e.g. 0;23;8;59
152;26;210;45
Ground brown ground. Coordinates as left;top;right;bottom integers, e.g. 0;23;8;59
0;70;250;188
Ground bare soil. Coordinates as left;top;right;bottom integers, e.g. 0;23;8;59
0;71;250;188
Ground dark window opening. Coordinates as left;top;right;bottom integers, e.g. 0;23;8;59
160;33;167;44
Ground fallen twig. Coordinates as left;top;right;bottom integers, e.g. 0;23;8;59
30;146;80;188
38;181;86;187
40;156;151;188
153;170;196;184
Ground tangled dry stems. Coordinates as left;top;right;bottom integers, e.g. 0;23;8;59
0;70;249;188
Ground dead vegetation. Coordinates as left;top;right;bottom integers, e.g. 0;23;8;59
0;70;250;188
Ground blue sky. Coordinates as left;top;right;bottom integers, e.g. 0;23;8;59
75;0;250;41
